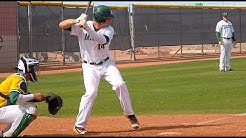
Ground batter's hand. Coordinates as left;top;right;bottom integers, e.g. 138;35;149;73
218;41;222;45
76;13;88;30
76;13;88;23
232;41;237;48
78;19;88;30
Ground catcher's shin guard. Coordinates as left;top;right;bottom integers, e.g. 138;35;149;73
3;112;36;137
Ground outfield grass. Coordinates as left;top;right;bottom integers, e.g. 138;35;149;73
1;57;246;117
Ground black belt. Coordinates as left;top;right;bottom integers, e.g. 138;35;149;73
222;37;231;39
83;57;109;65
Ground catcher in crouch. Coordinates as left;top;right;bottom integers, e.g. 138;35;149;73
0;56;46;137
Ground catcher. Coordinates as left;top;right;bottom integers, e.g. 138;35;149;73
0;56;63;137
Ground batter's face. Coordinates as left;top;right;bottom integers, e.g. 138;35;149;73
94;18;112;29
100;18;111;26
223;16;228;22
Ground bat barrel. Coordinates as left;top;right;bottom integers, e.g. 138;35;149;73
84;1;92;14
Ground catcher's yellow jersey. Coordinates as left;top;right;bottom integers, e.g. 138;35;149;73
0;73;28;107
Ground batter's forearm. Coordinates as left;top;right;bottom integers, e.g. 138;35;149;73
87;28;107;44
59;19;76;30
215;32;221;42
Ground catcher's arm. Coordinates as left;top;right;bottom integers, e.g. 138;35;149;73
28;93;46;102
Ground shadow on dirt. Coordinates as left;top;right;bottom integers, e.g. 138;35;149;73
21;123;232;137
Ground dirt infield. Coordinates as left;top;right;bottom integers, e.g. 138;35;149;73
18;114;246;136
1;54;246;136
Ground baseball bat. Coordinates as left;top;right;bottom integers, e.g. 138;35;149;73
79;1;92;25
84;1;92;15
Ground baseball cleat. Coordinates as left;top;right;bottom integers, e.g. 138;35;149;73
73;126;86;135
225;68;233;72
131;123;139;130
127;114;139;130
19;134;27;137
219;69;224;72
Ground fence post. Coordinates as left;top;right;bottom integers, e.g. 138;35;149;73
239;8;242;53
61;3;65;65
28;1;33;57
130;4;136;61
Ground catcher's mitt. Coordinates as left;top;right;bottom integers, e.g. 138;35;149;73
45;94;63;115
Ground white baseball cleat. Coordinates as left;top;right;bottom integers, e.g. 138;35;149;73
127;114;139;130
73;126;86;135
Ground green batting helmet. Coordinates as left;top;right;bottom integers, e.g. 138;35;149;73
93;5;115;23
222;12;228;17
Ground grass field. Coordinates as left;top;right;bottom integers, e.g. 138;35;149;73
1;57;246;118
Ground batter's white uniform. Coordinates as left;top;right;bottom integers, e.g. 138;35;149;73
215;19;235;71
70;21;135;129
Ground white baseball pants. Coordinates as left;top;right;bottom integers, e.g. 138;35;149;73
219;38;233;71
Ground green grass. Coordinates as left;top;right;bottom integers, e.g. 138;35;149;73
1;57;246;118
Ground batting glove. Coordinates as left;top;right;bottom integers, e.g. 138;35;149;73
78;19;89;30
76;13;88;23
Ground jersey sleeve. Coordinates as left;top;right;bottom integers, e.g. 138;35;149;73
215;22;221;33
231;22;235;33
216;32;221;42
70;24;80;36
7;91;19;105
104;26;115;41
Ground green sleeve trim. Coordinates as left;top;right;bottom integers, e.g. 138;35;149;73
216;32;221;42
7;91;20;105
232;32;236;41
20;81;28;94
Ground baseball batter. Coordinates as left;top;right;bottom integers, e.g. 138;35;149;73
215;12;236;72
59;5;139;135
0;56;46;137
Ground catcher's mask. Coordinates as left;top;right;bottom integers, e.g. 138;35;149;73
17;56;40;83
93;5;115;23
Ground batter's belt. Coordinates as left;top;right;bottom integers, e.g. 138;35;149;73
83;57;109;65
221;37;231;39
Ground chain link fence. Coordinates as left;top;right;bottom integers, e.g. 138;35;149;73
1;2;246;71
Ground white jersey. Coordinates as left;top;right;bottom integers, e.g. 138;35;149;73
215;20;234;38
70;21;115;63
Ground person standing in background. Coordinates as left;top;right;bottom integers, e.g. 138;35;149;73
215;12;237;72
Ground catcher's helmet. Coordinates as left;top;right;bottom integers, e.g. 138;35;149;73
93;5;115;23
17;56;40;83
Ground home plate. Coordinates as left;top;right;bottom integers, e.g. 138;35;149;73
158;132;181;135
